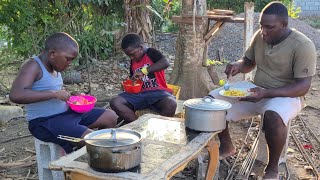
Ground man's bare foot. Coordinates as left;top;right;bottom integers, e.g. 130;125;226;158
219;145;236;160
263;167;279;180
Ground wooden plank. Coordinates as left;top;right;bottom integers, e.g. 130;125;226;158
50;147;86;171
172;16;244;25
243;2;254;81
216;17;244;23
205;139;219;180
165;161;190;180
159;133;219;179
202;21;224;67
208;9;235;15
171;16;203;25
181;14;244;23
182;14;233;18
204;21;224;41
204;22;225;47
56;162;144;180
202;20;211;66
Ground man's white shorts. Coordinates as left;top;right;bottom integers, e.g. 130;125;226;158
208;81;302;126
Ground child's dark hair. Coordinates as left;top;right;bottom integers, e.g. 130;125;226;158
262;1;288;21
44;32;78;52
121;33;143;50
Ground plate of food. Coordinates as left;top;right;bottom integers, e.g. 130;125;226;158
219;88;252;98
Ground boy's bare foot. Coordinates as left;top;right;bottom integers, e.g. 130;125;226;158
219;145;236;160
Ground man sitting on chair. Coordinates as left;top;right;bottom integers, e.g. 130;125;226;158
209;2;316;179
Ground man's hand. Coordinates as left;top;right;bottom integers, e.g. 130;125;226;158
53;90;71;102
132;71;144;80
224;62;241;79
239;87;266;102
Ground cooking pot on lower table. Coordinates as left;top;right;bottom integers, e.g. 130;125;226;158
184;96;232;132
84;128;142;172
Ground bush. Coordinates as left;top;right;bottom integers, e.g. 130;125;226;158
0;0;124;65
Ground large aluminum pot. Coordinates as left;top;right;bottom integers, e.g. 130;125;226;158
184;96;232;131
84;129;142;172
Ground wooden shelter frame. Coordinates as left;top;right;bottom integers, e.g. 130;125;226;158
171;2;255;83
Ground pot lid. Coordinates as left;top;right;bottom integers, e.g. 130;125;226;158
84;129;141;147
184;96;232;111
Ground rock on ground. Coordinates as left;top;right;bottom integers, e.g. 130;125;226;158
0;105;23;125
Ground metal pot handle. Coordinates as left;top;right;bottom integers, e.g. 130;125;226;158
111;129;117;142
202;96;215;103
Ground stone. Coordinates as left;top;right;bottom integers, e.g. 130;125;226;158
0;98;9;104
0;105;23;125
90;83;99;88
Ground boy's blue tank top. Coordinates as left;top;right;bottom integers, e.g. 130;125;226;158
25;56;68;121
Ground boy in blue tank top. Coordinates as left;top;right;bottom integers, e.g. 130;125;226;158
9;32;118;153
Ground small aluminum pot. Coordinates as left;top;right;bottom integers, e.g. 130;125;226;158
84;129;142;172
184;96;232;132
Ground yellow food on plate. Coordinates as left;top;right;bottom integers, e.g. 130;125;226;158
224;89;246;97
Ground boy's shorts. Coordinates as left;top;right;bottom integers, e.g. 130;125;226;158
208;81;302;126
119;90;174;111
28;108;105;153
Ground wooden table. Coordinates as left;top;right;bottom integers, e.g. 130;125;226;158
50;114;220;180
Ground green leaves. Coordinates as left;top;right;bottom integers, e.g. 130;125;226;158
0;0;124;66
146;5;163;21
282;0;301;19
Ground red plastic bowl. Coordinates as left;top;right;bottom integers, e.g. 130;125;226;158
122;79;143;93
67;95;96;113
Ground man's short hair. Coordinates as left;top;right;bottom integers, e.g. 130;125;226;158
44;32;78;52
121;33;143;50
262;1;288;21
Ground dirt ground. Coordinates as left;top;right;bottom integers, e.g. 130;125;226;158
1;20;320;180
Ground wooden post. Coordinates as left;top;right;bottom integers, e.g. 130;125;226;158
205;139;219;180
243;2;254;81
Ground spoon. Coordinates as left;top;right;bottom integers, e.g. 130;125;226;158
224;79;230;90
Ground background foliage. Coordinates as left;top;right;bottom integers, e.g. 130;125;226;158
0;0;301;70
0;0;124;68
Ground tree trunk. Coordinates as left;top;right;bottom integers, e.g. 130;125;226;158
124;0;154;47
169;0;215;100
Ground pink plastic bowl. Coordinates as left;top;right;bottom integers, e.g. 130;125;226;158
67;95;97;113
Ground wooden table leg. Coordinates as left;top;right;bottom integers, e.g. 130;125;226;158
205;139;219;180
166;161;190;180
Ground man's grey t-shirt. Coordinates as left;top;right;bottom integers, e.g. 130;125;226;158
245;29;317;89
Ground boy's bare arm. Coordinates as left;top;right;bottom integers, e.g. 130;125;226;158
9;60;69;104
147;57;170;73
